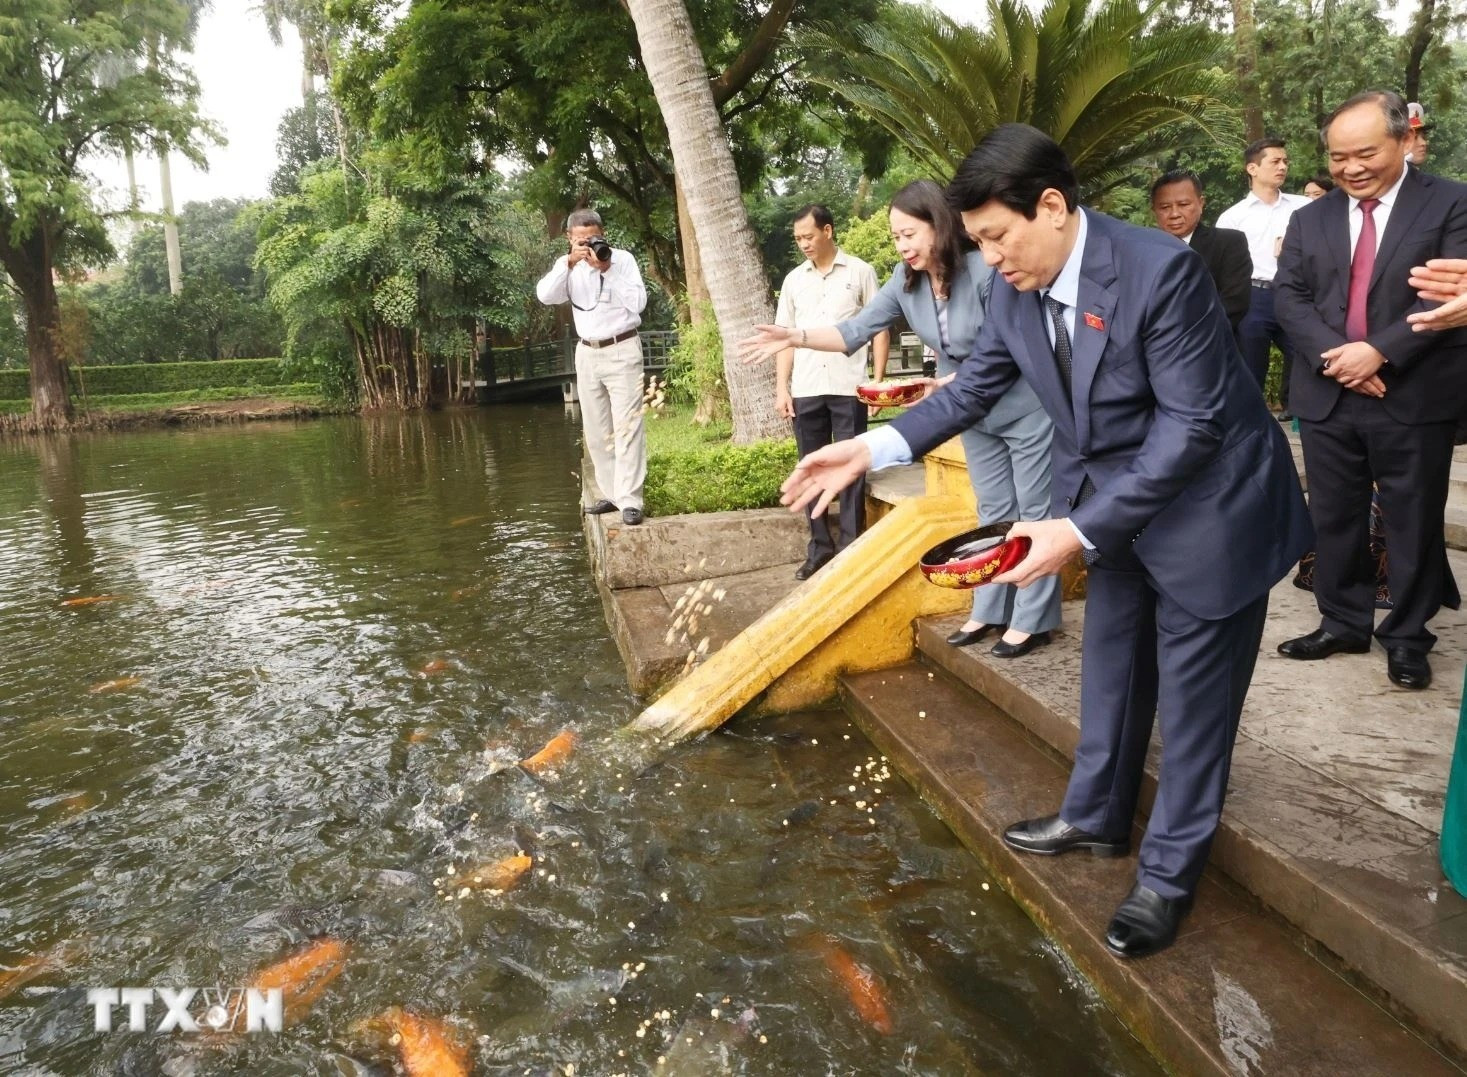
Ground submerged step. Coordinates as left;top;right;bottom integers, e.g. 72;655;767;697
839;662;1461;1077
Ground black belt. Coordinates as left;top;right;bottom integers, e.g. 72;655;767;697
1250;279;1273;290
580;328;639;349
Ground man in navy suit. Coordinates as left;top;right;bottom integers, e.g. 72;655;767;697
1274;90;1467;691
781;125;1312;958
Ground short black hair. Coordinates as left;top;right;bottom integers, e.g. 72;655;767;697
792;203;835;234
946;124;1078;219
1150;169;1204;201
1243;138;1286;167
1306;171;1335;192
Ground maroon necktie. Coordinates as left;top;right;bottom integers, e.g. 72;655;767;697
1345;198;1380;341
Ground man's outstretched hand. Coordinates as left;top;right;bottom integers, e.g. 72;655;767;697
781;439;872;518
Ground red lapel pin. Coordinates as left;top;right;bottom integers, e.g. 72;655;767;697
1084;312;1105;331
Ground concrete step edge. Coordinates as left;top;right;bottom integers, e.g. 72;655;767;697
838;662;1463;1077
911;621;1467;1065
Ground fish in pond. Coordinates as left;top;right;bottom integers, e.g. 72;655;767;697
214;936;351;1031
519;730;577;776
448;514;486;527
0;937;87;1002
659;1007;760;1076
89;676;141;694
813;935;894;1035
445;853;532;894
61;595;122;607
356;1008;471;1077
417;659;452;676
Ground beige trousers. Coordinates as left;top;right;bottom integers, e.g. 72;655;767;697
575;336;646;510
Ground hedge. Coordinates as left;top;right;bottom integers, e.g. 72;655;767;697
0;358;297;401
645;437;799;517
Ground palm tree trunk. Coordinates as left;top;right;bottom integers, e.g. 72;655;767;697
1230;0;1264;143
621;0;782;443
159;149;183;295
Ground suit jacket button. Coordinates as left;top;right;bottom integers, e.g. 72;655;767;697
1065;496;1074;507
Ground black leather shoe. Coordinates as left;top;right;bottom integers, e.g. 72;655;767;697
946;624;1002;647
1276;627;1370;660
1002;814;1129;857
1386;646;1431;689
990;631;1051;659
621;507;644;525
1105;884;1194;959
794;556;831;581
584;499;617;515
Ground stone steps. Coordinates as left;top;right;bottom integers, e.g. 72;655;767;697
840;660;1464;1076
900;607;1467;1069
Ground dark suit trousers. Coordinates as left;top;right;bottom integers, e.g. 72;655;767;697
1300;392;1455;650
1060;565;1270;900
793;395;868;562
1238;285;1298;404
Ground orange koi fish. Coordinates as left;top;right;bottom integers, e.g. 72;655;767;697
448;514;486;528
817;936;894;1035
455;853;532;893
225;936;350;1030
519;730;577;776
364;1007;471;1077
0;938;85;1002
89;676;141;694
61;595;121;608
417;659;452;676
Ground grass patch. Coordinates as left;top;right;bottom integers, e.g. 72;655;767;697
644;404;797;516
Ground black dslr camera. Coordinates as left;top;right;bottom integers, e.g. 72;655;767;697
584;236;613;262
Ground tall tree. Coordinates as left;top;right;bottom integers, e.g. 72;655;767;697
805;0;1238;195
621;0;782;442
152;0;211;296
1230;0;1264;142
0;1;213;423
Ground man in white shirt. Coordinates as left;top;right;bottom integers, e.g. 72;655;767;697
1216;138;1312;413
774;205;888;578
536;209;649;526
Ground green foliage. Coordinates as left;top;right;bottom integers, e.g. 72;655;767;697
838;212;900;283
271;91;341;197
0;358;298;400
804;0;1240;197
0;0;218;413
254;156;506;404
645;437;800;516
662;303;727;417
0;290;25;368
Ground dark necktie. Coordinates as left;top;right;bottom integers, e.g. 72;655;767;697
1044;293;1100;565
1345;198;1380;341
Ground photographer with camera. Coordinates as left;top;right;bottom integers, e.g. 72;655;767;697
536;209;649;525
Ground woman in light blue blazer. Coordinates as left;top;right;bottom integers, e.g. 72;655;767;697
747;181;1061;657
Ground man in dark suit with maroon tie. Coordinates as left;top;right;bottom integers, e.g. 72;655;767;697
1275;90;1467;690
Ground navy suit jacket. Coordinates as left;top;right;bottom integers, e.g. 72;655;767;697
891;210;1312;621
1274;167;1467;425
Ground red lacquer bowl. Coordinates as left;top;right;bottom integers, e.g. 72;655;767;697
919;522;1031;589
855;379;925;407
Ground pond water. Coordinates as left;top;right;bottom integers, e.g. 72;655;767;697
0;407;1160;1075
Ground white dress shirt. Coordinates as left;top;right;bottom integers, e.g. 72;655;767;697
1346;164;1409;256
774;249;881;397
1215;190;1310;281
536;248;647;340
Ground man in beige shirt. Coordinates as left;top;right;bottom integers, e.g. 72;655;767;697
774;204;888;578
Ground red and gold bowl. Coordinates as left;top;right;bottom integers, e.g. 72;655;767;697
919;522;1030;589
855;378;926;407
